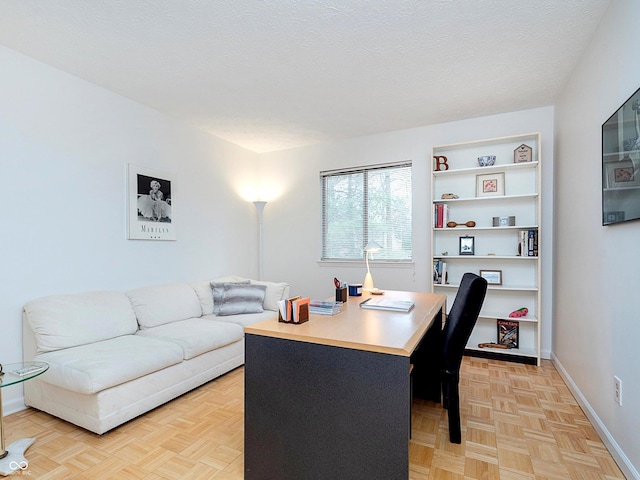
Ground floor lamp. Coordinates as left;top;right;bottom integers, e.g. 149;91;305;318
363;240;382;291
253;201;266;280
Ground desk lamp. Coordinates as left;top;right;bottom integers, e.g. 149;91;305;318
363;240;382;291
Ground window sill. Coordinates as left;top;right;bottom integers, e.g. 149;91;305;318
317;260;414;269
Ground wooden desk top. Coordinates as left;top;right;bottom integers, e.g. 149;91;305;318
244;290;447;356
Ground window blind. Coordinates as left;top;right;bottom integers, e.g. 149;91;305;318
321;161;412;261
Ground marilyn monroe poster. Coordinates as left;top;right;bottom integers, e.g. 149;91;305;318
127;164;176;240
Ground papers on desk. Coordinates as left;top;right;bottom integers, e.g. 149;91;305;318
359;298;415;312
309;300;342;315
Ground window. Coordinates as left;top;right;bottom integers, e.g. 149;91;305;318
321;162;412;261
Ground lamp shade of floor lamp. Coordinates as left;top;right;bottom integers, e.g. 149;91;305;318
253;201;266;280
363;240;382;290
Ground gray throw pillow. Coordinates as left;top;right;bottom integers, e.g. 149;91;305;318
210;280;250;315
217;283;266;316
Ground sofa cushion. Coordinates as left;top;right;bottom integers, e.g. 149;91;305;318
192;277;289;315
210;280;250;315
217;283;266;316
191;276;246;315
24;291;138;353
127;283;202;329
203;309;278;328
249;280;289;312
136;318;243;360
34;335;184;394
191;281;216;316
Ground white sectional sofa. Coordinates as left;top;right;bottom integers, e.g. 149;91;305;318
22;276;289;434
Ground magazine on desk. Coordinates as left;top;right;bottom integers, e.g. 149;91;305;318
359;298;415;312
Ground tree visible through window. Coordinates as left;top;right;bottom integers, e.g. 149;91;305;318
321;162;412;261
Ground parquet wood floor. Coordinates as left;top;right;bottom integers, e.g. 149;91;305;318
3;357;625;479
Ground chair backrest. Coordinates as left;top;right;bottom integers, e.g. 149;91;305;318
442;273;488;374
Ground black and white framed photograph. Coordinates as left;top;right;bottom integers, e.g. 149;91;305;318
459;236;475;255
602;84;640;225
127;164;176;240
480;269;502;285
476;172;505;197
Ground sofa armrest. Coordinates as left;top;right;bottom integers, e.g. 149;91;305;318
23;311;38;360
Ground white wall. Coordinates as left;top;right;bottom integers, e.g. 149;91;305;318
259;106;554;359
0;46;261;413
553;0;640;477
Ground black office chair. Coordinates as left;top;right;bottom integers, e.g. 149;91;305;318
441;272;487;443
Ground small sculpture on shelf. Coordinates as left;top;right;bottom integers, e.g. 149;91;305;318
477;155;496;167
441;193;459;199
509;307;528;318
447;220;476;228
514;144;533;163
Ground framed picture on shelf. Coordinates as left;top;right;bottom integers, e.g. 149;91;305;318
492;215;516;227
459;236;475;255
606;157;640;188
476;172;505;197
479;269;502;285
497;320;519;348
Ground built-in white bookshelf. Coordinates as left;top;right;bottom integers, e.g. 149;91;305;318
431;133;541;365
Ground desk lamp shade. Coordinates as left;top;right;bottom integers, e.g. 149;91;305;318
363;240;382;290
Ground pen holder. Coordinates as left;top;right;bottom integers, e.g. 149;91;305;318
335;287;347;302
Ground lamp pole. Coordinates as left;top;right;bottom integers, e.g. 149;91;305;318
253;201;266;280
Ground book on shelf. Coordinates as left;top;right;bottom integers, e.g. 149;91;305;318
433;260;448;285
309;300;342;316
497;319;519;348
518;229;538;256
433;204;449;228
359;298;415;312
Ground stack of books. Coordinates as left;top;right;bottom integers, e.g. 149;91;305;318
278;296;310;323
433;204;449;228
518;229;539;257
309;300;342;316
433;259;448;284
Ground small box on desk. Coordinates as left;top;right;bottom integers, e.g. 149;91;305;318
278;296;310;324
335;287;347;303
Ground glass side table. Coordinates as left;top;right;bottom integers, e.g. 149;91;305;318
0;361;49;476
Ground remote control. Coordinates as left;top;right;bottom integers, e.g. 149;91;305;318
13;365;45;376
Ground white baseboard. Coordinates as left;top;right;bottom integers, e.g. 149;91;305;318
551;353;639;480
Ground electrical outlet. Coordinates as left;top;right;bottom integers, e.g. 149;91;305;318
614;376;622;406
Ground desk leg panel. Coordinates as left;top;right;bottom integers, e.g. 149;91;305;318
411;307;443;402
245;334;410;480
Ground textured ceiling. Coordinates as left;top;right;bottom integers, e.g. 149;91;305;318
0;0;611;153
